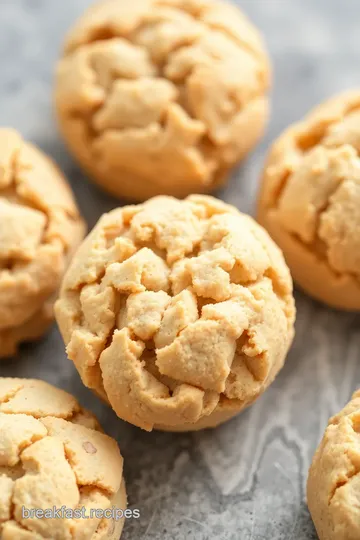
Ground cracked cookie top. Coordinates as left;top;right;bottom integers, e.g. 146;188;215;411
307;389;360;540
257;91;360;309
55;195;295;431
0;378;126;540
0;129;85;357
55;0;271;201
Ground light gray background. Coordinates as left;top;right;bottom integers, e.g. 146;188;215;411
1;1;360;538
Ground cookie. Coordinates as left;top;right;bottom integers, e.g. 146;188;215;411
307;389;360;540
55;0;270;201
257;90;360;310
0;378;126;540
0;129;86;357
55;195;295;431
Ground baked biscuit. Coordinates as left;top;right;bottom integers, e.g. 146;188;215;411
0;129;85;356
55;0;271;201
258;90;360;310
308;389;360;540
55;195;295;431
0;377;126;540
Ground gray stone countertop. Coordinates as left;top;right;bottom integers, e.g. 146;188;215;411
1;1;360;538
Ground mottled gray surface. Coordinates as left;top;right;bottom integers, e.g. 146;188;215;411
1;1;360;539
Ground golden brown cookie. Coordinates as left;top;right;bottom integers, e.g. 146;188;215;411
55;195;295;431
307;389;360;540
257;90;360;311
0;129;86;357
0;377;126;540
55;0;271;201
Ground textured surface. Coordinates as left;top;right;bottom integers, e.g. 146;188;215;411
0;129;85;357
308;389;360;540
1;0;360;538
0;378;126;540
55;0;270;201
55;195;294;431
257;90;360;310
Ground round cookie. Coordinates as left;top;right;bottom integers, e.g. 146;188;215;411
307;389;360;540
55;195;295;432
0;377;126;540
257;90;360;311
55;0;271;201
0;129;85;357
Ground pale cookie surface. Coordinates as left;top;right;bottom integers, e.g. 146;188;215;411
55;0;270;201
257;90;360;310
307;389;360;540
0;129;86;357
55;195;295;431
0;378;126;540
